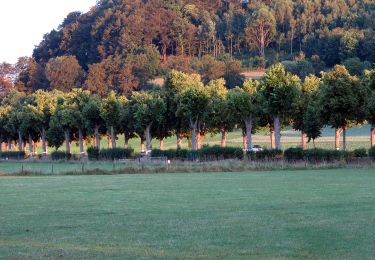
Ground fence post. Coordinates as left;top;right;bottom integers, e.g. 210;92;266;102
51;163;54;174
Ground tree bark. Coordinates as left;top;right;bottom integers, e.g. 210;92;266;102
270;125;276;149
160;139;164;150
335;128;342;150
242;128;247;150
7;138;11;151
145;125;152;151
274;116;282;150
0;141;2;152
313;139;316;149
79;128;84;157
191;120;198;151
18;131;23;152
95;125;100;150
343;127;347;151
34;142;38;158
124;135;129;149
107;134;111;148
65;130;70;154
220;128;227;148
140;138;145;152
177;132;183;149
42;127;47;159
110;126;116;148
28;133;33;156
197;132;203;150
244;118;253;150
371;123;375;147
301;131;307;150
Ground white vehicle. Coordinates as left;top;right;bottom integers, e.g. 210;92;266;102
244;145;263;153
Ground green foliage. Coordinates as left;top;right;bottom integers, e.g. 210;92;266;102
87;147;100;161
0;151;26;160
247;149;283;161
369;147;375;159
284;148;305;161
197;145;244;160
151;149;189;160
99;148;135;161
352;148;368;158
302;149;344;163
51;151;72;161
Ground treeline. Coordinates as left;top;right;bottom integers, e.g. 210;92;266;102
0;64;374;158
1;0;375;95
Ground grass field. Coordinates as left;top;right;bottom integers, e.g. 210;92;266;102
1;169;375;259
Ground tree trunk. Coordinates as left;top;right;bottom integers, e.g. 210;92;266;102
343;127;347;151
34;142;38;158
244;118;253;150
18;131;23;152
371;123;375;147
124;135;129;149
95;125;100;150
301;132;307;150
160;139;164;150
107;134;111;148
140;138;145;152
197;132;203;150
110;126;116;148
65;130;70;154
242;128;247;150
220;128;227;148
313;139;316;149
79;128;84;157
270;125;276;149
7;138;11;151
274;116;282;150
28;133;33;156
145;125;152;151
191;120;198;151
335;128;342;150
177;133;183;149
42;127;47;159
0;141;2;152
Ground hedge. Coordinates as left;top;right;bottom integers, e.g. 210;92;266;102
284;148;369;162
0;151;26;160
151;146;243;161
51;151;72;161
247;149;283;160
87;148;135;161
370;147;375;159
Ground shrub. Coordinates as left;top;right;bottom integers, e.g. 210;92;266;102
352;148;368;158
369;147;375;159
197;145;244;160
51;151;72;161
303;149;343;162
247;149;283;160
87;147;100;161
0;151;26;160
99;148;135;160
284;148;304;161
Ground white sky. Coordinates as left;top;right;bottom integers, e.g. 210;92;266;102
0;0;97;64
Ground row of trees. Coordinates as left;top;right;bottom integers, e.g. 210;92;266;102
0;64;374;158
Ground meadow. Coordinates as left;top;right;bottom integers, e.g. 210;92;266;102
1;169;375;259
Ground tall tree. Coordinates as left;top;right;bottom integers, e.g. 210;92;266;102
318;65;365;150
260;63;300;150
45;56;84;92
245;3;276;57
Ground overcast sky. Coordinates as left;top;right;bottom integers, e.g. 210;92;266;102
0;0;97;64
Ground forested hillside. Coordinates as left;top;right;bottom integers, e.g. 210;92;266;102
1;0;375;95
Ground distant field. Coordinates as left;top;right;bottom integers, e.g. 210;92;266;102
1;170;375;259
48;125;372;154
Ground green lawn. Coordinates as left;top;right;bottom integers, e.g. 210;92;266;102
1;169;375;259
